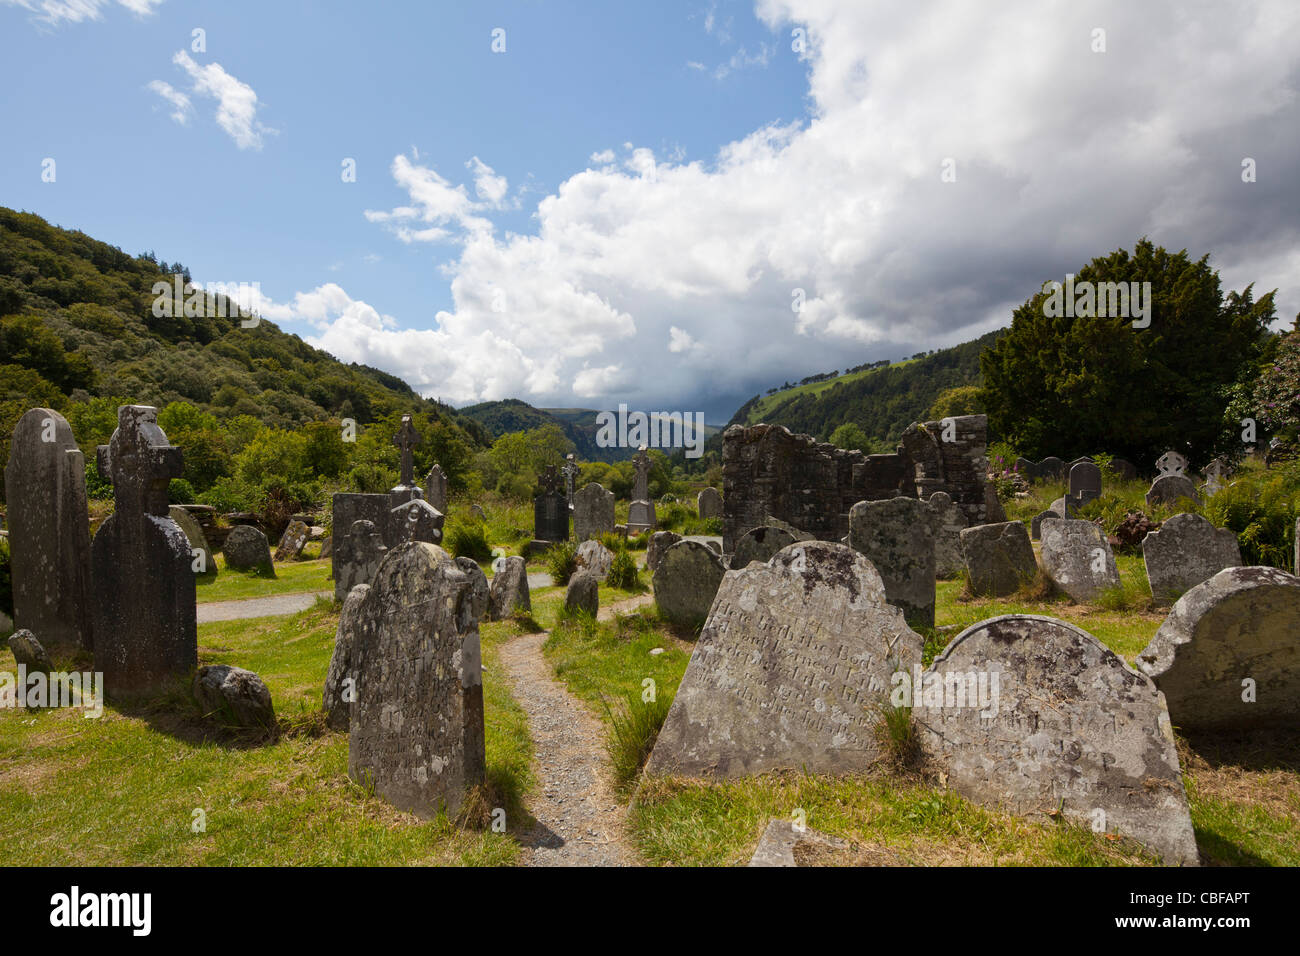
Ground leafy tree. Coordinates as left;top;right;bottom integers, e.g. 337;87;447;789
980;240;1275;465
829;422;871;453
928;385;985;419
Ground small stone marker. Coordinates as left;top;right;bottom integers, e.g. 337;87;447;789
572;482;615;541
575;539;614;580
919;615;1198;866
4;408;94;651
170;505;217;577
564;570;600;617
333;520;388;602
193;664;275;730
533;465;569;542
1146;474;1200;508
224;525;275;576
748;819;850;867
646;531;682;573
652;539;726;627
1138;567;1300;731
8;629;52;672
91;405;197;695
959;521;1037;597
488;555;531;620
324;583;370;730
926;491;966;578
697;487;723;520
645;541;924;777
731;525;797;569
347;543;485;818
848;496;936;629
1039;518;1121;602
425;463;448;515
1068;461;1102;512
274;519;310;562
1142;513;1242;605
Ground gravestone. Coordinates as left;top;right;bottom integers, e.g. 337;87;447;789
1155;450;1189;477
1039;518;1120;602
1142;513;1242;605
1138;567;1300;730
1202;457;1229;496
848;497;936;629
626;447;657;533
1049;496;1071;518
389;414;422;505
332;492;392;585
1068;456;1093;468
488;555;531;620
1145;474;1200;509
731;525;798;569
1068;461;1102;512
193;664;275;729
8;629;52;672
562;454;580;509
1030;510;1057;540
572;482;615;541
91;406;197;695
333;520;388;602
1015;457;1039;480
919;615;1198;865
274;519;310;562
1038;457;1066;481
575;539;614;580
4;408;93;651
652;540;726;627
323;583;370;730
387;497;444;547
1109;458;1138;482
224;525;275;576
926;491;966;578
646;531;682;573
984;483;1007;523
645;541;924;777
454;557;491;626
347;543;485;818
169;505;216;577
533;466;569;543
564;570;600;617
424;463;448;515
697;487;723;520
959;521;1036;597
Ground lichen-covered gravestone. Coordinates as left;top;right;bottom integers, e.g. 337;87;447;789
731;525;797;569
333;519;387;602
1142;513;1242;605
347;543;485;818
1039;518;1120;602
1030;510;1057;540
274;519;310;562
645;541;924;778
575;539;614;580
1137;567;1300;730
224;525;275;576
488;555;531;620
323;583;370;730
919;615;1198;865
926;491;966;578
572;482;615;541
565;570;600;616
646;530;682;573
454;557;491;625
425;463;448;515
959;521;1036;597
697;487;723;520
387;497;443;547
848;496;936;629
169;505;217;577
91;405;197;696
652;539;726;627
4;408;94;651
1146;474;1200;508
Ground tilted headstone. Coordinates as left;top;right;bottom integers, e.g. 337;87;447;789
959;521;1037;597
454;557;491;626
572;482;615;541
92;406;197;695
697;487;723;520
387;497;444;547
224;525;275;576
170;505;216;577
984;483;1007;523
3;408;93;651
848;496;936;629
731;525;797;570
347;543;485;818
645;541;924;778
1155;450;1188;477
1068;461;1102;512
1138;567;1300;731
1039;518;1120;602
533;465;569;543
424;463;448;515
1145;474;1200;509
575;539;614;580
323;583;370;730
333;520;388;602
564;570;600;617
926;491;966;578
1142;513;1242;605
8;628;52;672
652;539;726;627
919;615;1198;865
646;530;682;573
274;519;310;562
627;447;657;533
488;555;531;620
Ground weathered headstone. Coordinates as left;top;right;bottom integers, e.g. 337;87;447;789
984;483;1008;523
387;497;444;547
652;539;726;627
332;492;391;584
454;557;491;626
193;664;275;729
347;543;485;818
1030;510;1057;540
1039;518;1120;602
1155;450;1189;477
323;583;370;730
274;519;310;562
91;405;197;695
926;491;966;579
488;555;531;620
333;519;388;602
1142;513;1242;605
646;530;682;573
848;497;936;629
627;447;657;533
697;487;723;520
424;463;448;515
533;465;569;543
572;482;615;541
1145;474;1200;509
1138;567;1300;730
564;569;600;617
731;525;798;570
224;525;275;576
169;505;217;577
4;408;93;651
959;521;1036;597
1038;457;1066;481
575;539;614;580
919;615;1198;865
1068;461;1102;512
645;541;924;777
1109;458;1138;482
8;629;52;672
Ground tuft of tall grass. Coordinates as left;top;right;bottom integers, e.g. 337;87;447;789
545;541;578;585
603;687;674;793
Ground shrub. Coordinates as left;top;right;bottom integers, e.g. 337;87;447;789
1203;460;1300;571
607;548;640;590
168;478;196;505
603;687;674;793
0;536;12;618
545;541;578;585
446;522;493;563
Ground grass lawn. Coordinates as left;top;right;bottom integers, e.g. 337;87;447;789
195;555;333;604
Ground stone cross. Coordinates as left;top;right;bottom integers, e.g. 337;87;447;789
632;446;651;501
562;454;579;508
1155;450;1188;477
392;414;421;488
97;405;184;518
1203;457;1229;495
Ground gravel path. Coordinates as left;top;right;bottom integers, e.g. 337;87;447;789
197;591;331;623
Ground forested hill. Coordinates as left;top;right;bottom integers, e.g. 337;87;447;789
0;207;488;456
717;329;1004;449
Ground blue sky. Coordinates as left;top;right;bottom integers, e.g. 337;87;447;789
3;0;1299;423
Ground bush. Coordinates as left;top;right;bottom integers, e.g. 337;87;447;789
545;542;578;585
446;522;493;563
1203;461;1300;571
168;478;196;505
0;536;12;618
603;687;674;793
607;548;641;590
